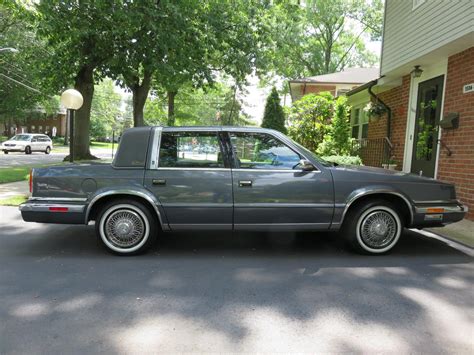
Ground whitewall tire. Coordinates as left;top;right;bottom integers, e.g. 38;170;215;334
96;200;157;255
342;200;403;255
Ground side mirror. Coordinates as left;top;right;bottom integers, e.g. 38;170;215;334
299;159;315;171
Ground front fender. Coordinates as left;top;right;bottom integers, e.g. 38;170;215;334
85;186;169;229
333;185;414;228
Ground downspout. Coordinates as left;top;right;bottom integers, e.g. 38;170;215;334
367;81;392;139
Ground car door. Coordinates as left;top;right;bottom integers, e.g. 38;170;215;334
30;136;40;151
228;131;334;231
144;129;233;230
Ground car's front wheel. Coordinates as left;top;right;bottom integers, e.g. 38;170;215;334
3;150;8;154
25;146;32;154
45;146;51;154
96;199;157;255
342;200;403;254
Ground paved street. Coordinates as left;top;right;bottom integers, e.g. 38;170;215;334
0;206;472;353
0;148;115;168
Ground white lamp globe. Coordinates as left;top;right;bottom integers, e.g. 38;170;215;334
60;89;84;110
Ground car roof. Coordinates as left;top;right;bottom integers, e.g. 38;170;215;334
159;126;282;135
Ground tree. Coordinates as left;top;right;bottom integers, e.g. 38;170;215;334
287;92;334;153
261;87;286;133
35;1;116;160
89;79;122;140
0;1;57;135
267;0;382;80
142;82;253;127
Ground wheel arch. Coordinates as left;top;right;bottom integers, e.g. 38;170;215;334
341;188;414;227
85;189;167;230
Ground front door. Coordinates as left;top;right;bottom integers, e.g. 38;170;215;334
228;131;334;230
144;130;233;230
411;75;444;177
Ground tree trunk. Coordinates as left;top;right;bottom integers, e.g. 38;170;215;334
64;114;69;145
70;65;95;161
131;70;152;127
167;90;177;126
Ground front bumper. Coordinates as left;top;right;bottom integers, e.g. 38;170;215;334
19;202;86;224
2;146;26;152
412;202;468;228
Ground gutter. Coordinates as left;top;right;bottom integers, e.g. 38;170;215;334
347;78;392;140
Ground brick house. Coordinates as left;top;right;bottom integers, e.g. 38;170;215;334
347;0;473;219
288;67;379;102
4;113;67;137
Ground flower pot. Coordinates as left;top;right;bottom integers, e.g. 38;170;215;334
382;164;389;169
388;164;397;170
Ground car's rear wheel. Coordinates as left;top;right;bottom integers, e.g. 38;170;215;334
3;151;8;154
342;200;403;254
96;199;157;255
45;146;51;154
25;146;31;154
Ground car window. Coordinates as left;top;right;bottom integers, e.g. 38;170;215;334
230;132;302;170
31;137;38;142
11;135;31;141
159;132;225;168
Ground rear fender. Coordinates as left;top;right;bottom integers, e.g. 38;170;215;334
85;186;169;230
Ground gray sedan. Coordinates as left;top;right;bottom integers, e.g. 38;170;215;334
20;126;467;255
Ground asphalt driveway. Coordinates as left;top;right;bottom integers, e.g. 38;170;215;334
0;206;472;353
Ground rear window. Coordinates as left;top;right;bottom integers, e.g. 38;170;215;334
159;132;224;169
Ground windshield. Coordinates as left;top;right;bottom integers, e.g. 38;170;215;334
11;135;31;141
290;139;334;167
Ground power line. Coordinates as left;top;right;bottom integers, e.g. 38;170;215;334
0;73;42;94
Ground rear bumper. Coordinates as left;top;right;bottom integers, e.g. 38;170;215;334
19;202;86;224
412;202;468;228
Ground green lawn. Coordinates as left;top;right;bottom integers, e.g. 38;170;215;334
90;141;117;149
0;195;28;206
0;167;31;184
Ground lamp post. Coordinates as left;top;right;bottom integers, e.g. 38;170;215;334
60;89;83;162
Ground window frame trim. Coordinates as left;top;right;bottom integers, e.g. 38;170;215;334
227;131;315;172
351;104;369;140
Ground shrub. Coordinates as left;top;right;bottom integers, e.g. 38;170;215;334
261;87;287;134
287;92;333;152
317;95;352;156
321;155;362;166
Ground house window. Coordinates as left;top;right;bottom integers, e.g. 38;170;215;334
336;89;350;96
413;0;425;10
351;106;369;140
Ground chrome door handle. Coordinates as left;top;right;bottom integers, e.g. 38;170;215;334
152;179;166;185
239;180;252;187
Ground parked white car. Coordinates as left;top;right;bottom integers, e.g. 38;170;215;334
1;134;53;154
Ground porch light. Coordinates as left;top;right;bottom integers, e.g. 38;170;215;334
411;65;423;78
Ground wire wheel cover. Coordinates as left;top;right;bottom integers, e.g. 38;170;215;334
105;209;146;248
360;210;397;249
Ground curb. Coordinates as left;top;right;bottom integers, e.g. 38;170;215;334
413;228;474;257
426;228;474;250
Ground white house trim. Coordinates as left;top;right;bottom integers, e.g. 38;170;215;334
403;60;448;176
